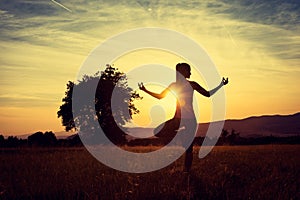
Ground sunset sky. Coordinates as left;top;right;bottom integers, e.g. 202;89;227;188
0;0;299;135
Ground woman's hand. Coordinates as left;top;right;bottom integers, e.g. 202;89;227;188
221;77;229;86
138;82;146;91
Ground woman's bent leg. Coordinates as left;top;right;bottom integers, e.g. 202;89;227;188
184;142;193;172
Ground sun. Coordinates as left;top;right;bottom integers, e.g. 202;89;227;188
130;85;177;128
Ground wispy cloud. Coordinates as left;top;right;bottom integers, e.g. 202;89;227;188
0;0;299;134
0;93;59;107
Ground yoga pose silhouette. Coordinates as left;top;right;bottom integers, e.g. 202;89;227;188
139;63;228;172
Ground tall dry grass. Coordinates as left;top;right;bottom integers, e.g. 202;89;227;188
0;145;299;199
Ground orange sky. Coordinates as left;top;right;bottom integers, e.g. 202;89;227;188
0;0;299;135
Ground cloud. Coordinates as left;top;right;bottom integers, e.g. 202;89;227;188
0;93;59;107
217;0;300;28
0;0;58;17
197;0;300;63
0;0;299;134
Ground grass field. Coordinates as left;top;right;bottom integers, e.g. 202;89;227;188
0;145;299;200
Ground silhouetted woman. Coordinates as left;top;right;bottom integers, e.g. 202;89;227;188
139;63;228;172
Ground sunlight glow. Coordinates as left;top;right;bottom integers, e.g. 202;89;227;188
0;0;299;135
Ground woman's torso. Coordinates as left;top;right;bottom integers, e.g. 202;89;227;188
169;80;195;119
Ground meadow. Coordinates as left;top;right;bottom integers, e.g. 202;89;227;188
0;145;299;200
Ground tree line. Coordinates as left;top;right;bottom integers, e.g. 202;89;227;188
0;131;82;148
0;129;299;148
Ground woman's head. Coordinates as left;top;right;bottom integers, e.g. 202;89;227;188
176;63;191;81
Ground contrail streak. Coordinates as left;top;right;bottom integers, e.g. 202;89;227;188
222;24;238;47
51;0;72;12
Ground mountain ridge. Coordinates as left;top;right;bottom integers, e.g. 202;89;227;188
196;112;300;138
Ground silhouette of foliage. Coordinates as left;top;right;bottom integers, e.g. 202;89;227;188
44;131;57;146
28;131;43;146
57;81;74;131
0;131;299;148
57;65;142;145
28;131;57;146
218;129;241;145
227;129;240;145
0;135;5;147
6;136;20;147
66;134;82;146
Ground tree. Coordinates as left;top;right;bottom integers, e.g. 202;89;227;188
219;129;229;145
219;129;240;145
6;136;19;147
0;135;4;147
28;131;44;146
57;65;142;145
227;129;240;145
57;81;74;131
44;131;57;146
28;131;57;146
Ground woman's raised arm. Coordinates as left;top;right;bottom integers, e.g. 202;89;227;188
138;82;170;100
191;77;228;97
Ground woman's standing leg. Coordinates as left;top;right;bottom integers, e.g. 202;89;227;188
184;142;194;172
182;119;197;172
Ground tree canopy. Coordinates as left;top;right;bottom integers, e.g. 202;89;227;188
57;65;142;144
28;131;57;146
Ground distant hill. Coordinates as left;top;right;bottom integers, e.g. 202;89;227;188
126;127;155;139
126;112;300;139
196;112;300;138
